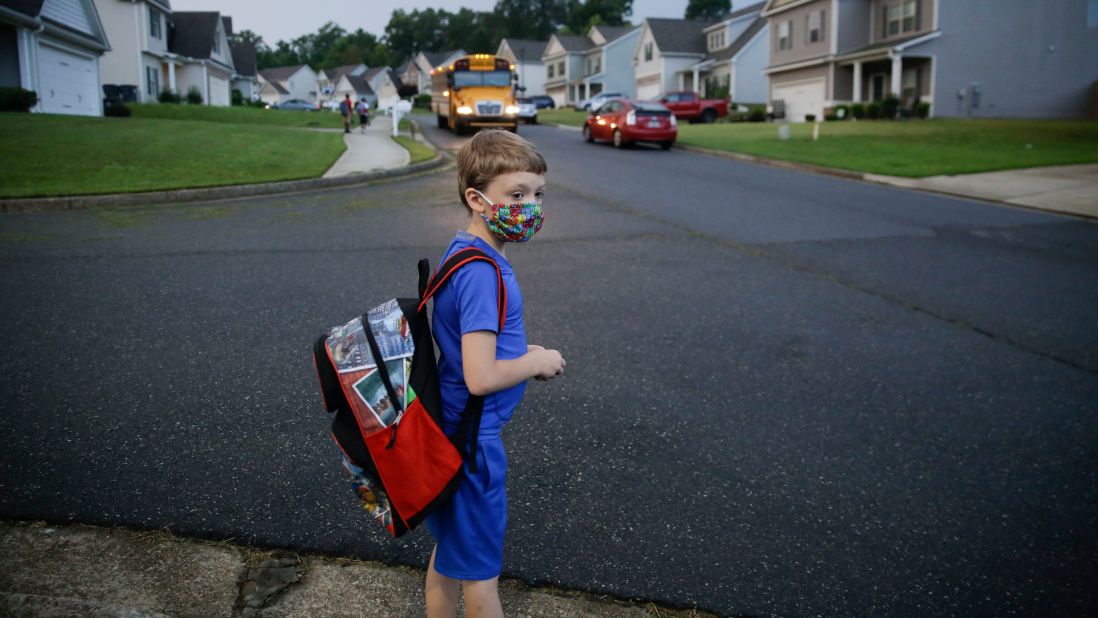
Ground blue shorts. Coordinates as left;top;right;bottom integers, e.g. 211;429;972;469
425;435;507;580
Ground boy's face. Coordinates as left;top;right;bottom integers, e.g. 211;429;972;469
467;171;545;215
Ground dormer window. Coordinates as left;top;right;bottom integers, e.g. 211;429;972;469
149;6;161;39
806;10;825;43
884;0;919;37
644;41;653;61
708;30;726;51
213;33;221;54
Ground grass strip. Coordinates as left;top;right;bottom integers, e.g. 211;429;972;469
0;112;345;198
393;136;436;165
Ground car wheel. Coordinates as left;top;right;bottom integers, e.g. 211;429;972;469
660;140;673;150
583;124;594;143
531;115;538;125
612;129;627;149
702;109;717;124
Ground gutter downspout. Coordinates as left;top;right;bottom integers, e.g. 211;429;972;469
202;60;209;105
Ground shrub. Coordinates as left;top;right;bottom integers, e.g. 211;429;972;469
832;104;849;120
748;107;766;122
158;89;181;104
850;103;866;119
185;86;203;104
805;113;816;122
231;89;243;106
414;93;432;109
0;87;38;112
866;101;881;119
917;101;931;118
824;113;839;121
881;95;899;119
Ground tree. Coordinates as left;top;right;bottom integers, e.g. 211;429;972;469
492;0;565;40
384;9;449;60
685;0;731;21
563;0;632;34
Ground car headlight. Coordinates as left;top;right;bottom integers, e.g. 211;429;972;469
457;106;473;115
505;105;520;115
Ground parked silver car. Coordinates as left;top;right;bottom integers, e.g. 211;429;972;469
269;99;317;111
578;92;623;111
516;98;538;124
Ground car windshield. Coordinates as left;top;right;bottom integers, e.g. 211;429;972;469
633;102;670;113
517;98;533;103
453;70;511;88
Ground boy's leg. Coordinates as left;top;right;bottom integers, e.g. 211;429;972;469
426;546;460;618
462;577;503;618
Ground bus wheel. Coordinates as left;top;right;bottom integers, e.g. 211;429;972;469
437;114;447;129
455;120;468;136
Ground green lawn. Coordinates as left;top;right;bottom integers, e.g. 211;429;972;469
392;136;436;165
539;108;588;127
676;119;1098;177
130;102;344;128
0;112;345;198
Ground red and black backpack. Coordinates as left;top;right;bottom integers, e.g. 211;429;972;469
311;248;505;537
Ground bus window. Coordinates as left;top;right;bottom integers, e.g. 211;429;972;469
453;70;513;89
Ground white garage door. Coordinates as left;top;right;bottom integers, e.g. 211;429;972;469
209;75;230;106
636;80;661;101
771;78;825;123
37;43;99;116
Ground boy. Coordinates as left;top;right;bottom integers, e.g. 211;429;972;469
356;97;370;133
425;129;565;618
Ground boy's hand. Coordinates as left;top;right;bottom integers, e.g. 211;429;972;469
531;348;565;381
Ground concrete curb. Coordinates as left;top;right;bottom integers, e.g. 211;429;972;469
0;152;447;214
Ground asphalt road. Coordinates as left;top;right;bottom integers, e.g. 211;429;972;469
2;120;1096;617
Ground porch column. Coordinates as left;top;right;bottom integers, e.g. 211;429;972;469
678;72;685;91
202;62;210;105
692;67;699;93
890;54;902;98
168;60;177;93
852;60;862;102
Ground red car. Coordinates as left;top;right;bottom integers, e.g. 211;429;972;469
582;99;677;150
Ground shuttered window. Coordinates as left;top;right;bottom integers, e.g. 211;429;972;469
149;7;161;39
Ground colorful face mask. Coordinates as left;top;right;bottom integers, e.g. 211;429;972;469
474;189;544;243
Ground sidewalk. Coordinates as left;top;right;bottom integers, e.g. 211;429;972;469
865;163;1098;219
0;521;707;617
322;115;410;178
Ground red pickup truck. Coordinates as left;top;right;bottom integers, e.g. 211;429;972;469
658;91;728;123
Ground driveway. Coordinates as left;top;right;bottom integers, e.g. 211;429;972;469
1;122;1096;617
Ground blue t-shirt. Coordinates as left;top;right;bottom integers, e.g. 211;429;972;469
432;231;527;436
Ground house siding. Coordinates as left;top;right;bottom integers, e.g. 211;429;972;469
97;0;140;89
142;3;168;57
42;0;93;35
732;26;770;103
920;0;1098;118
600;29;640;98
662;55;702;93
835;0;870;53
769;0;832;66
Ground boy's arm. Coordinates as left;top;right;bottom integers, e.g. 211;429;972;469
462;331;564;396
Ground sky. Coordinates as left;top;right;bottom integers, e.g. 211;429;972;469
169;0;699;45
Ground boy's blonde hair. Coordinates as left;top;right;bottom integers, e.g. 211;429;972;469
457;129;548;212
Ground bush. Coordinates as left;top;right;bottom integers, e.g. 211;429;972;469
917;101;931;118
866;101;881;119
0;87;38;112
104;99;131;117
748;108;766;122
881;95;899;119
231;89;243;106
824;113;839;121
832;104;849;120
185;86;203;104
805;113;816;122
850;103;866;119
158;89;181;104
414;93;432;109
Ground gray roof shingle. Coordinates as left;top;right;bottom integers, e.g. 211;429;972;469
260;64;308;82
648;18;712;55
501;39;548;62
346;74;375;96
229;40;256;76
706;16;767;62
169;11;221;59
555;34;594;53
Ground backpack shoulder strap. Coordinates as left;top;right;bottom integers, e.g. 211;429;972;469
417;247;506;334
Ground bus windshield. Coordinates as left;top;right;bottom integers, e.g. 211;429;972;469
453;70;512;88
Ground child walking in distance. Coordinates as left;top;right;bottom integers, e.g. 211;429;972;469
425;129;565;618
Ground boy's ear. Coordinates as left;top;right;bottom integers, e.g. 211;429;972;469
465;188;486;214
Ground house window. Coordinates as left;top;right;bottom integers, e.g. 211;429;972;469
778;20;792;50
644;42;653;62
149;7;161;39
146;65;159;96
806;10;825;43
884;0;918;37
547;63;554;78
212;33;220;55
558;61;564;76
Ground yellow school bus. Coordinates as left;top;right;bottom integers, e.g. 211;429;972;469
431;54;519;135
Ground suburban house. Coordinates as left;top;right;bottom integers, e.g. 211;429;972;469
362;65;400;109
96;0;176;104
227;37;257;102
222;16;257;102
690;2;769;104
762;0;1098;121
167;11;234;106
396;58;417;94
631;17;712;100
333;71;374;107
541;33;589;107
257;63;316;105
578;25;641;101
496;38;547;96
1;0;111;116
317;62;365;107
412;49;464;95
